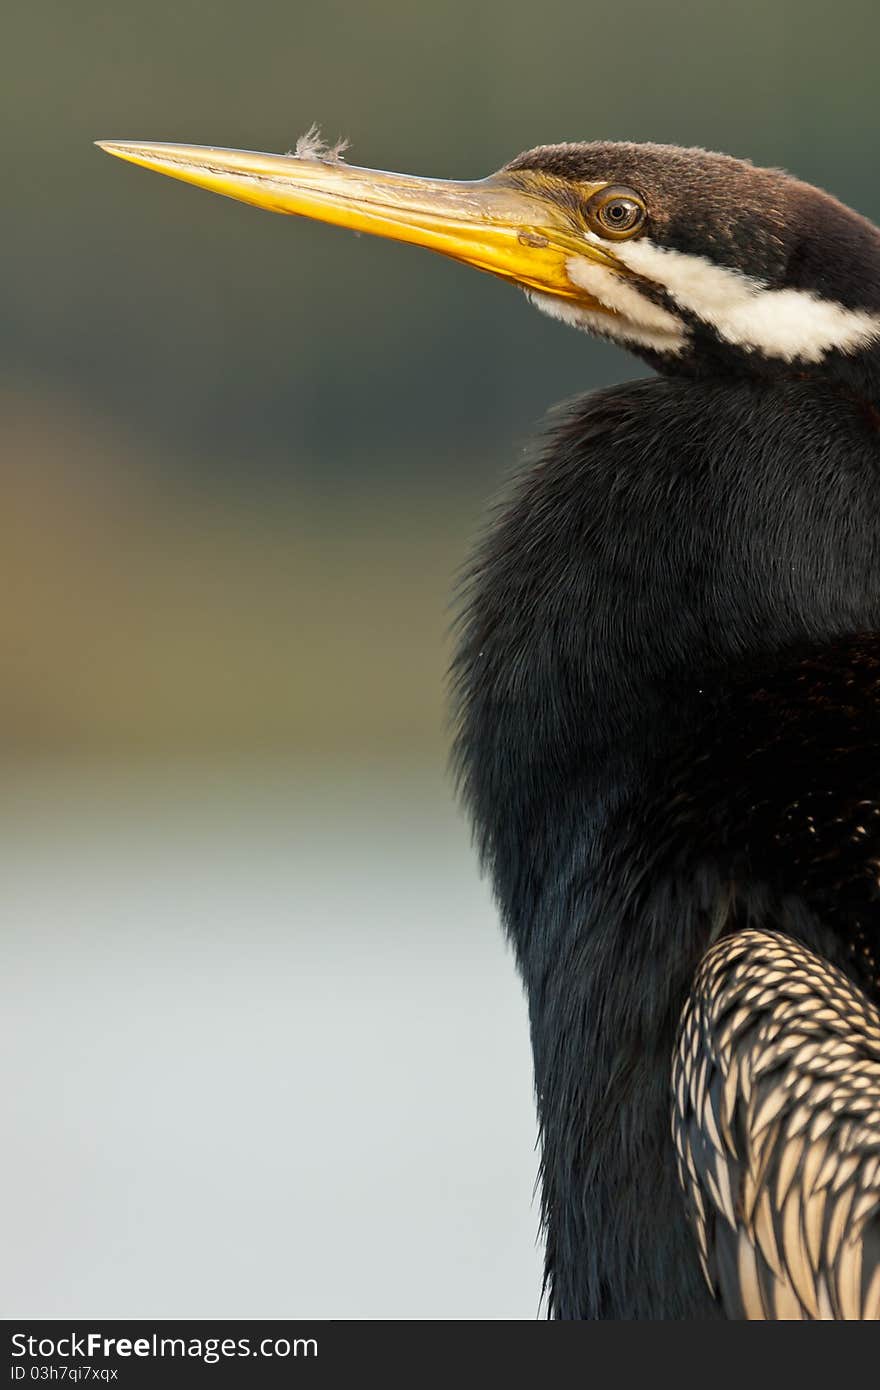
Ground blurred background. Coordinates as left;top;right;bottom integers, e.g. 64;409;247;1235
3;0;879;1318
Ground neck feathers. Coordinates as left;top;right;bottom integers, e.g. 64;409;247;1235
455;375;880;937
453;371;880;1315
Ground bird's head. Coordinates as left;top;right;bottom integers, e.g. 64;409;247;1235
98;134;880;390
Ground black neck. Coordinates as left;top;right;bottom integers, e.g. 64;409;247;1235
456;374;880;905
453;371;880;1315
640;333;880;419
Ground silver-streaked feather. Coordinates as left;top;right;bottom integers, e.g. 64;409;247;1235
672;928;880;1319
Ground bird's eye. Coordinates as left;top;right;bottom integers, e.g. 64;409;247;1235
584;186;647;240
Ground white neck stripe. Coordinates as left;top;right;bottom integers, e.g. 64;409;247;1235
526;290;687;356
615;239;880;363
566;256;685;339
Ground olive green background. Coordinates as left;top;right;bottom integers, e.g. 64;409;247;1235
3;0;878;1318
5;0;879;757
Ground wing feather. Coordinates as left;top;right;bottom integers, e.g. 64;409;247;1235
672;929;880;1319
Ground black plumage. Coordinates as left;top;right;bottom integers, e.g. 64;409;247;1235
100;133;880;1318
453;375;880;1317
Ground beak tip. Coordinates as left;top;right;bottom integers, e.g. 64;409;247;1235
96;141;143;160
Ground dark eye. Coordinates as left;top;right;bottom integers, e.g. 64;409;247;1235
584;185;647;240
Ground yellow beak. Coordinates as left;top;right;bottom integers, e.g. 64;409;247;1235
96;140;615;302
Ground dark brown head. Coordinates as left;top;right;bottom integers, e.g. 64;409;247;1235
98;134;880;387
504;141;880;382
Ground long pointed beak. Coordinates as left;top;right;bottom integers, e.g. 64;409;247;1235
96;140;615;301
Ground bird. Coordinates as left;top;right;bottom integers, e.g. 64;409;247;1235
97;131;880;1319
